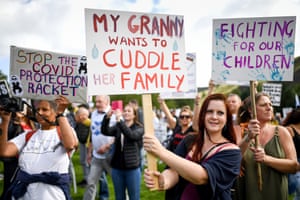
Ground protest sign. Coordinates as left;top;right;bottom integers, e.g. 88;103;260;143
211;16;296;190
0;80;11;99
85;9;187;96
262;82;282;106
212;16;296;82
9;46;88;103
160;52;197;99
85;9;187;190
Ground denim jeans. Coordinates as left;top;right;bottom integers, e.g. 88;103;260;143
99;172;109;200
289;171;300;200
111;168;141;200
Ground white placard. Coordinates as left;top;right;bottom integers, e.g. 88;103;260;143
85;9;187;95
10;46;88;103
160;52;197;99
212;16;296;82
262;82;282;106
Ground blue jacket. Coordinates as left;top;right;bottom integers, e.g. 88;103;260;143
6;169;71;200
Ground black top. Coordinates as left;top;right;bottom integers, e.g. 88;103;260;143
292;127;300;159
75;123;90;144
174;135;242;200
167;123;194;152
101;115;144;169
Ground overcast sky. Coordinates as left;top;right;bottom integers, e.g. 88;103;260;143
0;0;299;87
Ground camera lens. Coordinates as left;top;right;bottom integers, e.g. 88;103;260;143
0;98;10;107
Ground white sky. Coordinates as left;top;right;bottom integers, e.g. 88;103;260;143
0;0;299;87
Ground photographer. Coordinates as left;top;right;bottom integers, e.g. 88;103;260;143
0;95;78;200
0;108;36;200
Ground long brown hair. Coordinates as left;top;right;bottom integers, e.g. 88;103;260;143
125;104;143;127
191;93;236;162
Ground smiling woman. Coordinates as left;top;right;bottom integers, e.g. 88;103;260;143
144;93;242;200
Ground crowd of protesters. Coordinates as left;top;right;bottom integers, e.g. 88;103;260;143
1;84;300;200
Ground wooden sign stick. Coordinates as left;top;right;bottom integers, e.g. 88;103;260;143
250;80;263;191
142;94;159;190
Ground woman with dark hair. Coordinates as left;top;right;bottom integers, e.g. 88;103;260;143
143;93;242;199
0;95;78;200
282;108;300;199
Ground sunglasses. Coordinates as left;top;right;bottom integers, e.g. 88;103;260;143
179;115;191;119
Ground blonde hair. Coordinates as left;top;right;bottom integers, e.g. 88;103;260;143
180;105;193;117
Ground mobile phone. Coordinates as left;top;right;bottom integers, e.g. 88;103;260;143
111;100;123;111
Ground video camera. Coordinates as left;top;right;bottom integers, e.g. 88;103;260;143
0;80;24;113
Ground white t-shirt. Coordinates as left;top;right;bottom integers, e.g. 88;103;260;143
90;109;115;159
11;128;75;200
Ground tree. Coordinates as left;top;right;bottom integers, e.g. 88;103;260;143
0;70;7;80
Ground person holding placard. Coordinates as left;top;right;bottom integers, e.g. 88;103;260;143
158;94;202;200
238;92;298;200
158;97;196;153
0;95;78;200
144;93;242;199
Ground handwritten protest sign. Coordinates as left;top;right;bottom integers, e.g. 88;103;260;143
262;82;282;106
9;46;88;103
85;9;187;96
212;16;296;82
160;52;197;99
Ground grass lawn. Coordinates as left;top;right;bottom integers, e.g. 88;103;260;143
0;150;165;200
0;151;296;200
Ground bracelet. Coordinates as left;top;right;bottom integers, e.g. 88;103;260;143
56;113;65;119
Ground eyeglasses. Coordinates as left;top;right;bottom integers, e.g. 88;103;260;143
179;115;191;119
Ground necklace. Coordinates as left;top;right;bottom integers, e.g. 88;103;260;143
206;132;226;144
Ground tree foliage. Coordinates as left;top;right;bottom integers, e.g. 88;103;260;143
0;70;7;80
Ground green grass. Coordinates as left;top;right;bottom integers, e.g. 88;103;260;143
1;152;295;200
0;150;165;200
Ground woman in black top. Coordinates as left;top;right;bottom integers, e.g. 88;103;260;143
101;104;144;200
